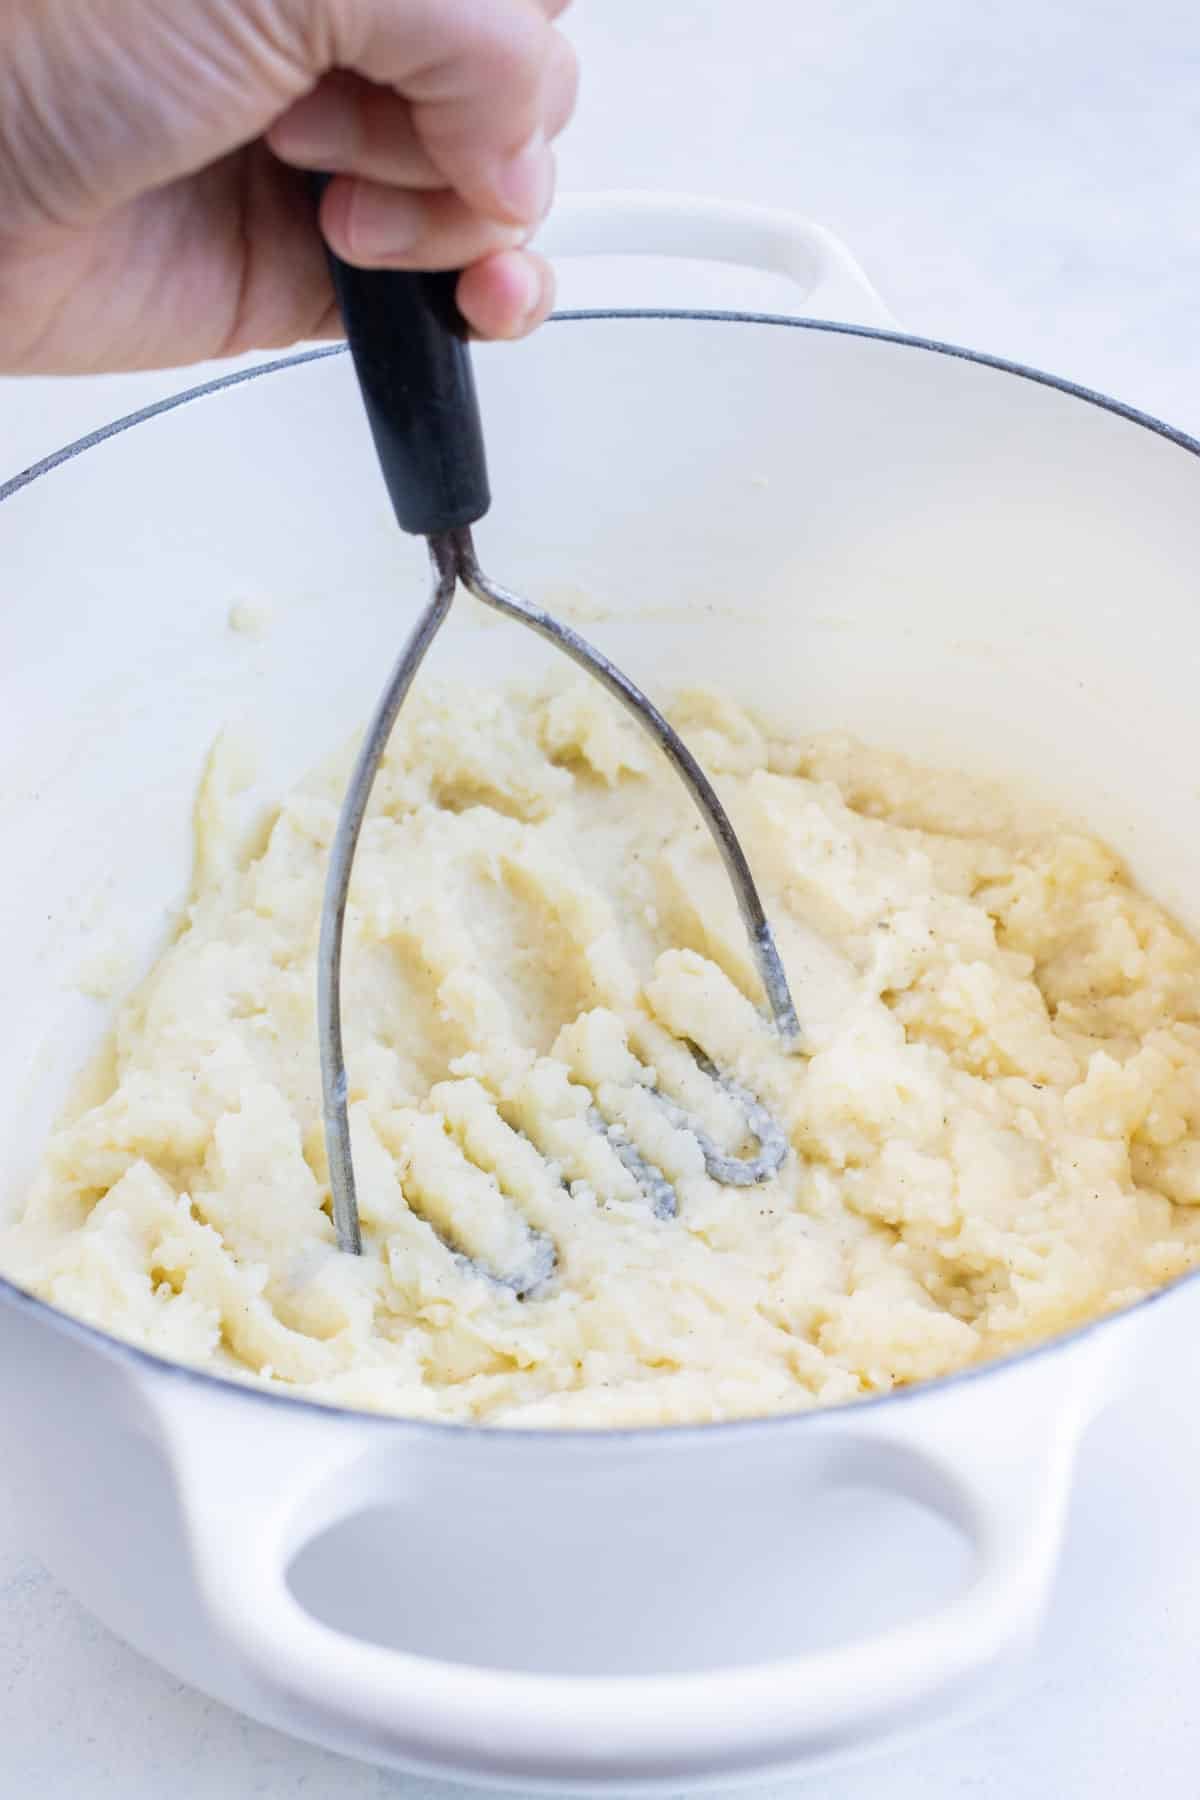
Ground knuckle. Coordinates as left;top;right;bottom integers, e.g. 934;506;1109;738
466;2;553;116
263;0;351;67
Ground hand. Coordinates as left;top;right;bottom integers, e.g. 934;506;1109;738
0;0;576;374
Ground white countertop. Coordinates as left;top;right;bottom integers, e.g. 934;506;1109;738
3;1;1199;1793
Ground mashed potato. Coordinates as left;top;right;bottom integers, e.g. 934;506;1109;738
4;680;1200;1426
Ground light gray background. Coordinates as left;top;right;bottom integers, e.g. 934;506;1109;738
2;1;1199;1793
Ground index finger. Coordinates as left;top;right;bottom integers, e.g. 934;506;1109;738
321;0;565;226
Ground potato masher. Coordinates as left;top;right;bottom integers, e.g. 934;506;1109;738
317;236;803;1281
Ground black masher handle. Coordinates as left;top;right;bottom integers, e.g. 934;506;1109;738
313;175;491;537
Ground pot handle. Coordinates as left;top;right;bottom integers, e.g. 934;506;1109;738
158;1343;1109;1786
535;188;897;327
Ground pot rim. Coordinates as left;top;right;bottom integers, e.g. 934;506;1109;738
3;307;1197;1446
7;309;1200;505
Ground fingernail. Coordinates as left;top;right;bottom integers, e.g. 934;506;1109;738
512;258;547;330
272;87;354;164
347;185;424;257
494;131;553;224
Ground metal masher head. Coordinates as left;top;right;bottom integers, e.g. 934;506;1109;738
315;235;802;1281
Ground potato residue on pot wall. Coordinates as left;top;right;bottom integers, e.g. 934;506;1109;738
4;679;1200;1426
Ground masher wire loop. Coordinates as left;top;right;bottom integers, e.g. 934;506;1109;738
314;230;802;1281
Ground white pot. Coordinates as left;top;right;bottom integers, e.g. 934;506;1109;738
1;194;1198;1792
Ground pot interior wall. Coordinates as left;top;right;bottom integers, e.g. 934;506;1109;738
3;318;1199;1226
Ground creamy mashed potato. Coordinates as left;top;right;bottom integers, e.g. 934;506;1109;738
4;680;1200;1426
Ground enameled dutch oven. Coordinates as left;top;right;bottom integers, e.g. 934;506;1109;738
2;195;1198;1791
